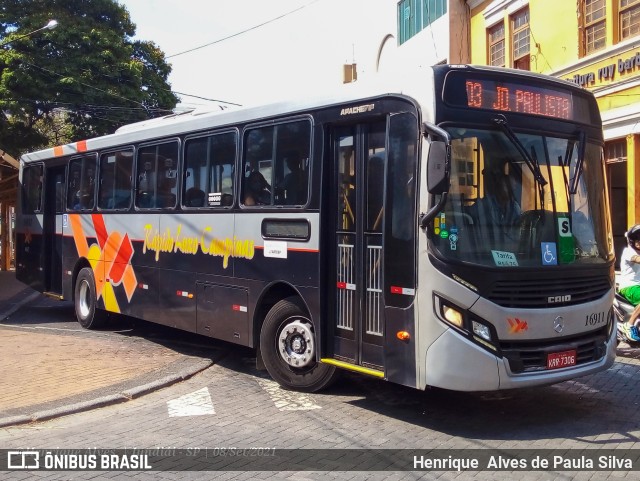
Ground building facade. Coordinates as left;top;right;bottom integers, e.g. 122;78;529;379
467;0;640;262
366;1;471;78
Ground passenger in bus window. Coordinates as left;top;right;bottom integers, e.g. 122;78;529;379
137;160;155;208
243;171;271;206
138;161;153;191
68;169;81;209
156;176;176;208
84;167;95;208
184;187;205;207
276;152;307;205
86;167;95;190
70;167;94;210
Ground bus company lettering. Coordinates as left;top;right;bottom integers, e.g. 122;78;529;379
340;103;375;115
143;224;254;268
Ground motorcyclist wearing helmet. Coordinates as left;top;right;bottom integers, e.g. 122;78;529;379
619;224;640;341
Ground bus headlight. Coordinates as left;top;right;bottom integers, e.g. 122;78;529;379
434;294;500;354
435;295;465;330
442;305;464;328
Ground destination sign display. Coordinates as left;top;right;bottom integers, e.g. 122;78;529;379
442;72;592;122
464;79;572;120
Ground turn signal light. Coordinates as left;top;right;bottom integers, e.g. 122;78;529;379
396;331;411;341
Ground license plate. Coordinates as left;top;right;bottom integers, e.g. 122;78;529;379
547;350;577;370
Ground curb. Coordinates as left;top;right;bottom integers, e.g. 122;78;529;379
0;358;213;428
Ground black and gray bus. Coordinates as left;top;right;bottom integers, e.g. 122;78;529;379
16;65;616;392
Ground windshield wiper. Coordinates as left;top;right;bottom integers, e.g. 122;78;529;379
569;130;586;194
492;115;547;186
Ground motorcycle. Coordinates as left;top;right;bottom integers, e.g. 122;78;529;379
613;292;640;345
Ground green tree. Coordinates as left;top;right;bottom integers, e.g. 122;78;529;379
0;0;179;156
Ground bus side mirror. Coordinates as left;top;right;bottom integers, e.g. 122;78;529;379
427;140;450;194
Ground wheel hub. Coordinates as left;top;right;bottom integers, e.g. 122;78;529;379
278;319;315;368
78;280;90;318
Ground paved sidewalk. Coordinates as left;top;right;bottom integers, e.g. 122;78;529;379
0;270;216;428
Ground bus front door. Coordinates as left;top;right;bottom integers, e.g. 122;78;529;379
330;122;386;370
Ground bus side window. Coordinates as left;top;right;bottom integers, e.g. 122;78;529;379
22;165;43;213
67;155;96;211
243;120;311;207
98;149;133;210
136;141;178;209
274;122;311;206
183;131;236;208
243;126;274;206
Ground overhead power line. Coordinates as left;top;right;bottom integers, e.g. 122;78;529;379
22;61;152;110
172;91;242;106
166;0;320;59
16;57;242;110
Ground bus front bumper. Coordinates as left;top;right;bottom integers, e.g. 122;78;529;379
424;327;617;392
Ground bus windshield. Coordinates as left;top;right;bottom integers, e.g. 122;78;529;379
430;125;611;268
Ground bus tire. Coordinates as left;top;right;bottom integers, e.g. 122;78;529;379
74;267;107;329
260;297;337;393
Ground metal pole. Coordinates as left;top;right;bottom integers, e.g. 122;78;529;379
0;20;58;48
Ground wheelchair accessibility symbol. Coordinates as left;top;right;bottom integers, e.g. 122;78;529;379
541;242;557;265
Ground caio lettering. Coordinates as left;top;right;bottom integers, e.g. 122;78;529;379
548;295;571;304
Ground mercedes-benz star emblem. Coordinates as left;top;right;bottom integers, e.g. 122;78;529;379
553;316;564;333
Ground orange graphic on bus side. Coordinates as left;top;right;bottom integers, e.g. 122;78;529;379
69;214;137;313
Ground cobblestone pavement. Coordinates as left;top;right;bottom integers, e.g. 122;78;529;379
1;344;639;481
1;271;639;480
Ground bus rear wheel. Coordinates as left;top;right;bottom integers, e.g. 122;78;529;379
74;267;107;329
260;297;337;393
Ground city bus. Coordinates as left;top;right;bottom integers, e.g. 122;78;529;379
15;64;616;392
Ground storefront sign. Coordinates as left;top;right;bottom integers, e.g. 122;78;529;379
568;51;640;87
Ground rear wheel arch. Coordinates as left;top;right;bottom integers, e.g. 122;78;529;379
253;282;304;346
71;258;92;303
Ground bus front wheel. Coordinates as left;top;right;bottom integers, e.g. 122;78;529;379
74;267;107;329
260;297;337;392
